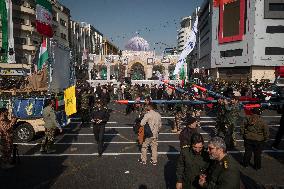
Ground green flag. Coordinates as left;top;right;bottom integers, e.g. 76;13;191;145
1;0;8;62
180;65;186;87
37;37;48;70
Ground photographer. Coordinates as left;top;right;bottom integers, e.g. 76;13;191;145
0;108;17;169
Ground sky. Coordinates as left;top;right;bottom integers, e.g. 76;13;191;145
59;0;203;55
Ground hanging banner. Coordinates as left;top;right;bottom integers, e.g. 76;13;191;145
174;17;198;75
64;85;77;116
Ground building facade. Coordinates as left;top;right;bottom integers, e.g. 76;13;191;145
0;0;70;76
194;0;284;81
51;0;70;48
69;21;104;62
102;37;119;55
87;37;178;83
177;16;192;52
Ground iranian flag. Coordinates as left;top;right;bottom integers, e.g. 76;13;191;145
36;0;53;37
180;64;186;87
37;37;48;70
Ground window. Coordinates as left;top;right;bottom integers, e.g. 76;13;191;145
266;26;284;33
13;17;25;25
269;3;284;11
265;47;284;55
60;33;67;40
60;19;66;27
219;0;245;43
220;49;243;57
15;37;26;45
265;0;284;19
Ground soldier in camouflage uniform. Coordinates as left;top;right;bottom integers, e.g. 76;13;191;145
0;108;17;169
172;105;184;133
215;98;226;135
215;98;236;149
230;96;241;147
40;99;62;153
80;88;91;125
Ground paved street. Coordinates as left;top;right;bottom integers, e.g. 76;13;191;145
1;103;284;189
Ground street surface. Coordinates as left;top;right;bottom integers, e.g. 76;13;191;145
1;103;283;189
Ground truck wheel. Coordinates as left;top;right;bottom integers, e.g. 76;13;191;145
14;123;35;142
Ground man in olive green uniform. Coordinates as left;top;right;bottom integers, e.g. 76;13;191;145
40;99;62;153
241;108;269;170
216;98;236;149
176;133;210;189
199;137;240;189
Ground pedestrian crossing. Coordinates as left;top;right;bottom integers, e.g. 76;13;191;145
15;112;284;157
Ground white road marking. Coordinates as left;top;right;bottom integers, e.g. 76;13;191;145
16;150;284;157
14;139;283;146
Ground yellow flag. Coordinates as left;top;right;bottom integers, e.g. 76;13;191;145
64;85;77;116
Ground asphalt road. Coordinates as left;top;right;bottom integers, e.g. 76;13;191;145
1;103;284;189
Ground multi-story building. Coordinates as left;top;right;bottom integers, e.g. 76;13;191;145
70;21;104;60
102;37;119;55
177;16;192;52
0;0;70;75
51;0;70;48
195;0;284;81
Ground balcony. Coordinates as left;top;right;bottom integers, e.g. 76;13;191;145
13;23;35;32
13;4;35;15
15;44;35;51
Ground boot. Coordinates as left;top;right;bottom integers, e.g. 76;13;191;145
46;148;56;154
40;146;46;153
46;145;56;154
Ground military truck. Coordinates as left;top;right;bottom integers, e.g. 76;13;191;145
0;93;67;142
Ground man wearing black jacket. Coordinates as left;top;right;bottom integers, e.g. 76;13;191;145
92;100;110;156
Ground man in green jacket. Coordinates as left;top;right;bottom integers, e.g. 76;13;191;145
40;99;62;153
199;137;240;189
176;133;210;189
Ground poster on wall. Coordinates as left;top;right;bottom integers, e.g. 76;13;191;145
122;57;128;65
147;58;154;65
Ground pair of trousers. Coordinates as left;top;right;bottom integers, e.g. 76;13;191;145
243;139;264;169
93;124;105;155
141;137;158;163
0;134;13;163
41;128;56;150
273;117;283;148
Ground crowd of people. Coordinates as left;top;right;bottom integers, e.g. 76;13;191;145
1;78;283;188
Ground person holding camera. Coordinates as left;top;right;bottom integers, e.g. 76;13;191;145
0;108;17;169
176;133;210;189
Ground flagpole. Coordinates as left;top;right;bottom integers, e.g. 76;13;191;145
7;0;15;63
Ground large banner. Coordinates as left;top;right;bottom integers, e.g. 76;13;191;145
174;17;198;75
50;41;71;92
64;85;76;116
